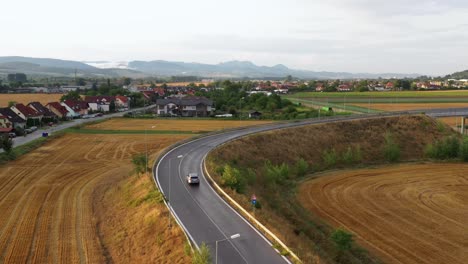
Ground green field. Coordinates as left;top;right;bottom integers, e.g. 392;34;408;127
292;90;468;98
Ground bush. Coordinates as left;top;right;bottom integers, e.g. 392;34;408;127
322;148;338;168
460;137;468;162
383;132;400;162
0;135;13;153
221;164;245;193
294;158;309;177
192;242;211;264
425;136;460;160
264;161;289;186
331;228;354;252
132;153;147;174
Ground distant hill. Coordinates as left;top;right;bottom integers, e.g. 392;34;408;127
128;59;420;79
446;69;468;79
0;56;420;79
0;56;144;78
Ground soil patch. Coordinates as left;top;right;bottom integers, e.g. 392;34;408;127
299;163;468;264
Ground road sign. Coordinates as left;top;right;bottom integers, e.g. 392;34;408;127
251;194;257;205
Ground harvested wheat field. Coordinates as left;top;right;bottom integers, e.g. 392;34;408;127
86;117;272;132
352;102;468;112
0;133;191;263
0;94;63;107
299;163;468;264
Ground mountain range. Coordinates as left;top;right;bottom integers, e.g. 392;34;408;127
0;56;422;79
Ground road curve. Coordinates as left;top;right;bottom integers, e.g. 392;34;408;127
153;108;468;263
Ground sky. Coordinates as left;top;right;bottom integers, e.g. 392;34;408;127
1;0;467;75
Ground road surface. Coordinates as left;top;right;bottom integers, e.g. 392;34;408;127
154;108;468;263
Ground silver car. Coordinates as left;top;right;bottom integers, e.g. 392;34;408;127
186;173;200;185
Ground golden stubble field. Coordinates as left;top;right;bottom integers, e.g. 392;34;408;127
0;94;63;107
0;133;191;263
299;163;468;264
86;118;272;132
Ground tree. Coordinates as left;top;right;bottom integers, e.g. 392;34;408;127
109;100;116;113
8;101;17;107
331;228;354;251
60;91;81;102
286;75;293;82
0;135;13;153
123;77;132;86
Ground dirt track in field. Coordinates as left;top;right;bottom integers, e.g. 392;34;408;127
299;163;468;264
0;133;189;263
352;102;468;111
86;118;272;132
0;94;63;107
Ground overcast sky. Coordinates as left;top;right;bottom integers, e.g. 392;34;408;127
1;0;467;75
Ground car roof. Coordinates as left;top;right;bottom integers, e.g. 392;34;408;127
188;173;198;177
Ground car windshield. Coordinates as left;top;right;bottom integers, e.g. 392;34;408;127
190;176;198;179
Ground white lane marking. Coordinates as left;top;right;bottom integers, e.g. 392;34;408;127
177;146;248;264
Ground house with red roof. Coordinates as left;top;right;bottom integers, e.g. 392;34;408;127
10;103;42;125
28;102;58;121
153;87;165;97
316;83;325;92
46;102;70;120
62;100;89;116
337;84;352;92
115;95;129;109
385;82;394;90
84;96;115;112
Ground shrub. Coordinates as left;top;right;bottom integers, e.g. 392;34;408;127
295;158;309;177
221;164;245;193
425;136;460;160
264;161;290;186
0;135;13;153
192;242;211;264
322;148;338;168
331;228;354;252
383;132;400;162
460;137;468;162
131;153;147;174
342;146;354;165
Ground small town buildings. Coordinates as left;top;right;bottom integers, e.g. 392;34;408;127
0;108;27;129
84;96;115;112
28;102;58;121
46;102;70;120
115;95;130;109
337;84;352;92
10;103;42;124
156;96;213;117
62;100;89;116
60;102;80;118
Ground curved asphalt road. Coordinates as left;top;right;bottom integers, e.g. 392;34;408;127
154;114;385;264
154;108;468;264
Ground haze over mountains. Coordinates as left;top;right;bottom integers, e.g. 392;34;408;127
0;56;422;79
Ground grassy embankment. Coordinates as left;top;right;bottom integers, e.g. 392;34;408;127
206;115;459;263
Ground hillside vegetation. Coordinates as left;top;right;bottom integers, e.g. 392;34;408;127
206;115;458;263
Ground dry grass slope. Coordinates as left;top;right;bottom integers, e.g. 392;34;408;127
207;115;459;263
